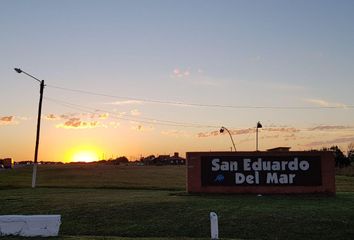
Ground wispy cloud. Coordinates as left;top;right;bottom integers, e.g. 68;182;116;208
45;112;110;121
45;114;60;121
171;68;220;87
56;118;102;129
161;129;190;137
130;109;141;116
131;123;154;132
197;127;301;138
304;98;347;108
260;134;280;140
308;125;353;131
304;136;354;147
197;128;254;138
1;116;14;123
109;100;142;105
0;116;17;126
108;121;120;128
171;68;191;78
98;113;109;119
263;127;300;133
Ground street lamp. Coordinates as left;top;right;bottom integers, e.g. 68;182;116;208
256;121;262;151
14;68;45;188
220;126;236;151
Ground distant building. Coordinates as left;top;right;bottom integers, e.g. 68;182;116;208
169;152;186;165
142;152;185;165
0;158;13;168
267;147;291;152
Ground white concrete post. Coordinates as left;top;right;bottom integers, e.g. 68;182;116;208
210;212;219;240
0;215;61;237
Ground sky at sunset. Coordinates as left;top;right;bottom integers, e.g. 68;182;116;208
1;0;354;162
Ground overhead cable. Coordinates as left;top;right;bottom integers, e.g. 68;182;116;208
44;97;220;129
47;84;354;110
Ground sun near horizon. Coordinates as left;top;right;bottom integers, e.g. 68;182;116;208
65;147;101;163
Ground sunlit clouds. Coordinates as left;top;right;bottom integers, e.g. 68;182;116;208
0;116;15;125
57;118;101;129
44;113;107;129
197;125;354;151
45;114;59;121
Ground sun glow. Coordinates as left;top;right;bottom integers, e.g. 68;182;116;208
65;146;101;163
72;151;99;162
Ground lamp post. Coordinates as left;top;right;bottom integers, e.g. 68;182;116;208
256;121;262;151
220;126;236;151
14;68;45;188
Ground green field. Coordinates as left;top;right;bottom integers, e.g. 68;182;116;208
1;164;354;240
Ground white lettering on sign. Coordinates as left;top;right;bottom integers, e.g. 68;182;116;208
266;173;296;184
299;160;310;171
208;157;316;186
211;158;238;171
235;172;259;184
241;158;310;171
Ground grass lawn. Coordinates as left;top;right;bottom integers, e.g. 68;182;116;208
0;165;354;239
0;164;186;190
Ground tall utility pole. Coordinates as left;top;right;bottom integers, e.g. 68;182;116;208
14;68;45;188
256;121;262;151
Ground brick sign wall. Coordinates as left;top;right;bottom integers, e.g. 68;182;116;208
187;151;335;195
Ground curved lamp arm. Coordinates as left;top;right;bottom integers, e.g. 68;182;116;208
220;126;236;151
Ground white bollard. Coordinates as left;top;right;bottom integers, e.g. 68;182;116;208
210;212;219;240
0;215;61;237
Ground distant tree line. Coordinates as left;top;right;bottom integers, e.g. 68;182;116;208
96;156;129;165
321;143;354;168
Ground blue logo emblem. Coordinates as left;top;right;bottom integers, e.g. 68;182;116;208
214;174;225;183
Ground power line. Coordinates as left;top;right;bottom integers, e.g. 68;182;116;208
46;84;354;110
44;97;220;129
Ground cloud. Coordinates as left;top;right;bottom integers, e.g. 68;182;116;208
98;113;109;119
45;114;60;120
0;116;17;126
308;125;352;131
130;109;141;116
109;100;142;105
1;116;14;122
17;116;31;121
197;127;301;138
56;118;101;129
260;134;279;140
263;127;300;133
197;130;220;138
131;124;154;132
172;68;191;78
161;130;190;137
304;98;347;108
46;112;110;121
171;68;220;87
116;112;127;117
197;128;254;138
304;136;354;147
108;121;120;128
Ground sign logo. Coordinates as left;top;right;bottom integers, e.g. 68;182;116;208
214;174;225;183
